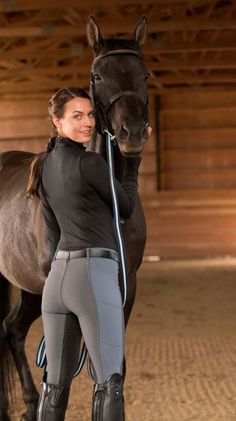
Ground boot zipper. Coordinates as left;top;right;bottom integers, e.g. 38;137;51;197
98;389;105;421
38;382;47;421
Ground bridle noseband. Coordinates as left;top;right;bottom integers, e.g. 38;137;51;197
90;49;149;135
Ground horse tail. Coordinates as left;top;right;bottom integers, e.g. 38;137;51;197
0;273;14;408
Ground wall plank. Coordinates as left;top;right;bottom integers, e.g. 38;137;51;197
1;118;50;139
162;128;236;150
0;99;48;118
162;169;236;190
161;108;236;130
160;89;236;192
142;191;236;258
0;98;49;153
161;90;236;110
0;138;46;153
163;149;236;170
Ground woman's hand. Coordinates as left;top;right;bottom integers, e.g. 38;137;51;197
147;124;152;137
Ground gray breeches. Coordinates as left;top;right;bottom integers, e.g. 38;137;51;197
42;252;124;386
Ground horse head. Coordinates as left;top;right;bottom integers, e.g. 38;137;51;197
87;16;149;157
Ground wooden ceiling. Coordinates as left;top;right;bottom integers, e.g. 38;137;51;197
0;0;235;97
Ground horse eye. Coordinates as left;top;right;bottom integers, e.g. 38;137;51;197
145;72;150;80
94;74;102;82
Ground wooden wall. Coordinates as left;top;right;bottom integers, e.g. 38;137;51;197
0;97;49;153
141;89;236;259
159;90;236;190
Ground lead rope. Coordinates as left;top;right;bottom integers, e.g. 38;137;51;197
104;129;127;306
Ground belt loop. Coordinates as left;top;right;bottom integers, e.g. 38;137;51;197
66;251;70;262
86;248;90;259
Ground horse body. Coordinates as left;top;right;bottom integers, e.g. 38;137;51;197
0;16;148;420
0;151;50;294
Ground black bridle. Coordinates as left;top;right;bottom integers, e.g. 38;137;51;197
90;49;149;135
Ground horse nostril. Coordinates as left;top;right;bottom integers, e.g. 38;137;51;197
119;123;129;140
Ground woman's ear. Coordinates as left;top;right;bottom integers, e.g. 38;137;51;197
52;115;61;130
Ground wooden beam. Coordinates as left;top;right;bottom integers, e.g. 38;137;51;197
0;0;157;12
0;79;90;92
0;0;225;13
148;57;236;71
0;45;91;61
2;56;236;81
1;73;236;95
0;64;91;78
150;74;236;85
0;18;236;38
1;39;236;64
146;40;236;54
4;85;236;98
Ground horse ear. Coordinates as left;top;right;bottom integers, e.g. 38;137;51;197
87;16;104;52
134;16;148;49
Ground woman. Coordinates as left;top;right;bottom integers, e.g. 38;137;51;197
26;87;150;421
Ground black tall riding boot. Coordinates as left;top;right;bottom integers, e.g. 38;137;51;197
92;373;125;420
36;381;70;421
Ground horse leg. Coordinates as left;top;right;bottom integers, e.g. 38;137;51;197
4;290;42;421
124;272;137;327
0;273;12;421
123;272;137;380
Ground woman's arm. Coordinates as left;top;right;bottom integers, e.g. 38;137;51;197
80;152;141;219
40;186;61;256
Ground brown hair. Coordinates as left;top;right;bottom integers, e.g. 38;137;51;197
26;87;91;199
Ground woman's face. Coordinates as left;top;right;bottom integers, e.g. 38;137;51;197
53;97;95;143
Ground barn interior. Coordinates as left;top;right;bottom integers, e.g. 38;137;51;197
1;0;236;259
1;1;236;420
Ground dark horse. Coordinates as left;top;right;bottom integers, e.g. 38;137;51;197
0;16;149;421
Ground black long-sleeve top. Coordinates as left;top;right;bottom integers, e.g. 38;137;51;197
40;136;139;254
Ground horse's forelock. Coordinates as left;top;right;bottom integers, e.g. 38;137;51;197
98;38;139;55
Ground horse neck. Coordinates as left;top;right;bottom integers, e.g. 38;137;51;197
112;142;124;181
86;132;124;181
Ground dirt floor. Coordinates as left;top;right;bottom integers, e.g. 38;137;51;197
9;258;236;421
